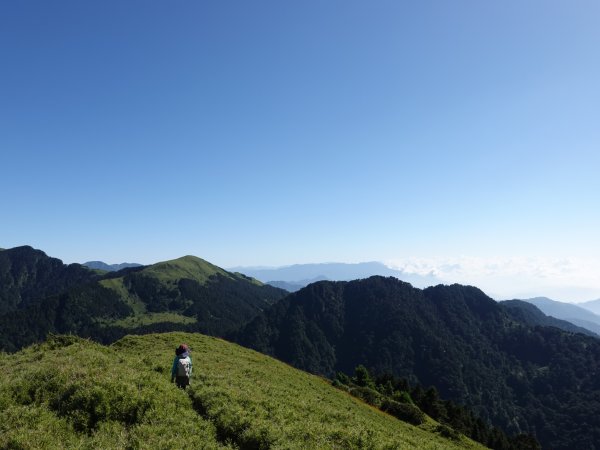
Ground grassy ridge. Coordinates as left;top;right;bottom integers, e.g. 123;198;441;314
0;333;484;449
141;256;233;285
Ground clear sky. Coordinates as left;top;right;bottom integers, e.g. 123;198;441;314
1;1;599;301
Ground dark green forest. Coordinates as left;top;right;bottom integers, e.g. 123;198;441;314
236;276;600;450
0;246;96;315
334;365;540;450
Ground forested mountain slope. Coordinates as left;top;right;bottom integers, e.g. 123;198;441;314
0;246;97;314
236;276;600;450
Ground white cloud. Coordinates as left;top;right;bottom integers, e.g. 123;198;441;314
387;256;600;303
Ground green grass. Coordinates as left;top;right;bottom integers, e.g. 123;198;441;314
0;335;223;449
141;255;233;285
89;268;109;276
231;272;264;287
100;277;147;315
109;312;197;328
0;333;486;449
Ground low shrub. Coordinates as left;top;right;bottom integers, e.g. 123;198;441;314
331;379;350;392
392;390;413;404
436;424;461;440
380;399;426;425
49;381;151;432
349;386;383;407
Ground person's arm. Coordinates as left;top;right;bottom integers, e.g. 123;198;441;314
171;356;178;381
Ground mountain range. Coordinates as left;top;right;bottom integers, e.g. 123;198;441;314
515;296;600;336
82;260;143;271
230;261;441;291
3;245;600;448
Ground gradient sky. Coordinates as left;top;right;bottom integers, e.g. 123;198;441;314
1;1;599;301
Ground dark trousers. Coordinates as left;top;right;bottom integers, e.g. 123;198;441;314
175;375;190;389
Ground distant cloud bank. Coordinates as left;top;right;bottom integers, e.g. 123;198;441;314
387;256;600;303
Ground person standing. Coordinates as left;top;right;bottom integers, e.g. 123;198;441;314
171;344;192;389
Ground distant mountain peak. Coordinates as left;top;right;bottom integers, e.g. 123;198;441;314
83;261;142;272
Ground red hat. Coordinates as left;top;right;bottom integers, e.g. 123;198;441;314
176;344;189;355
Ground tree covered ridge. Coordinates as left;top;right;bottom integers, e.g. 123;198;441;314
0;246;287;352
236;276;600;450
0;246;97;315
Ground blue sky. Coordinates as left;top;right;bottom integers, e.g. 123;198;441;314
1;1;599;300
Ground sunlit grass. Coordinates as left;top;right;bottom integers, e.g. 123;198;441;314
142;256;232;285
108;312;197;328
100;277;146;314
0;333;486;449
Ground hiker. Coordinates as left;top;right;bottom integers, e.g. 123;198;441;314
171;343;193;389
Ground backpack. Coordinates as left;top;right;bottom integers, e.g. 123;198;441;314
177;356;192;377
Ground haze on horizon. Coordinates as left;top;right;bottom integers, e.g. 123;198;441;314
1;1;599;302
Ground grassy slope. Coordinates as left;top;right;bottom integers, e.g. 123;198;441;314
109;312;197;328
142;256;265;287
0;333;485;450
141;256;233;285
99;277;146;314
